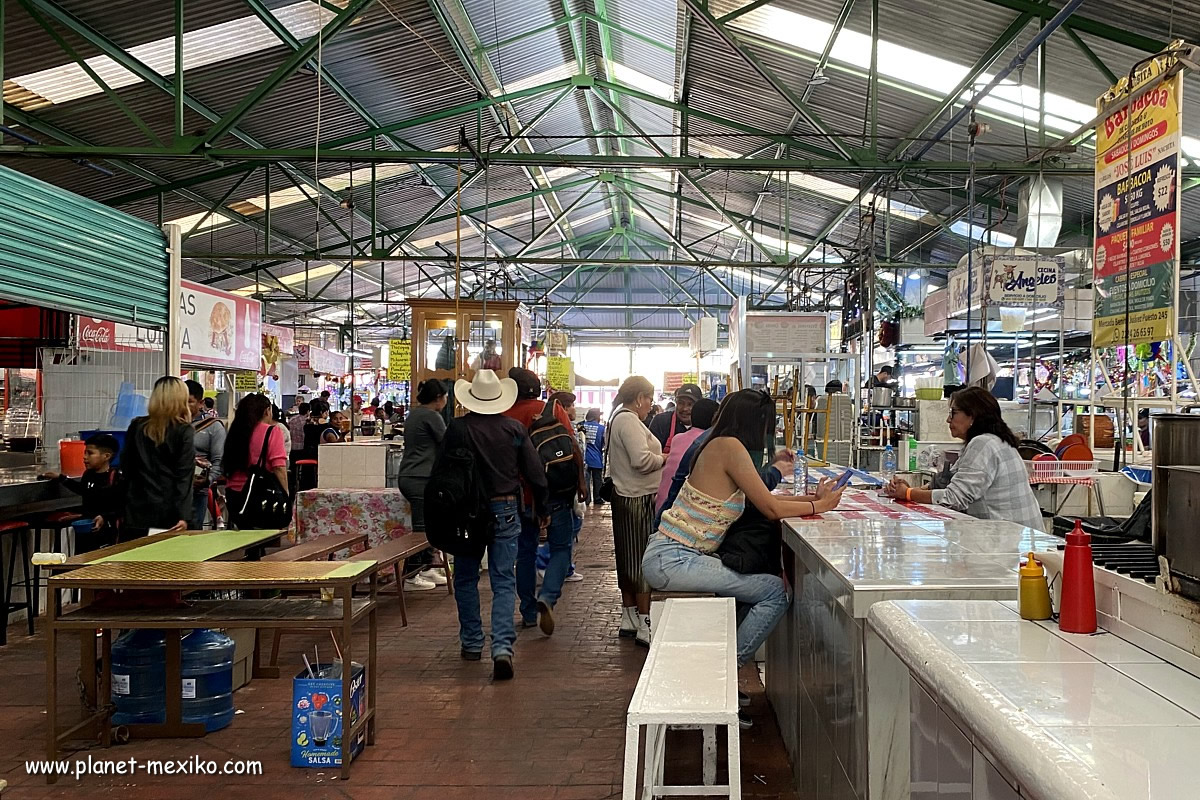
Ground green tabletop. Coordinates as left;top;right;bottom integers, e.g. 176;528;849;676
91;530;282;563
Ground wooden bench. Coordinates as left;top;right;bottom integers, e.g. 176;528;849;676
350;532;447;626
261;531;367;562
623;597;740;800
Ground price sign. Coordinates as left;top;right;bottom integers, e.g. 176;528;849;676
546;356;573;392
387;339;412;381
234;371;258;392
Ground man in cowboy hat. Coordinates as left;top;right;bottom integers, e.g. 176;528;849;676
451;369;549;680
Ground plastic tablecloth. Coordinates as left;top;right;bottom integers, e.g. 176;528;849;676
288;488;413;554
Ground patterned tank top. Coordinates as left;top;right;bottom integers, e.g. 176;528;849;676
658;479;746;554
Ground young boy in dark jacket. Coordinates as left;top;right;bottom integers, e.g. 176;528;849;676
42;433;123;553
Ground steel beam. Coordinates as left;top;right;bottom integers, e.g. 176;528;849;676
21;0;378;249
681;0;856;161
7;144;1117;176
201;0;376;145
976;0;1165;53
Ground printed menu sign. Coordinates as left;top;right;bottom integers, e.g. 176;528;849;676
387;339;412;381
1093;59;1181;347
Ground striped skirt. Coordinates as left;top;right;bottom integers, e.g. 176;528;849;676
611;492;656;594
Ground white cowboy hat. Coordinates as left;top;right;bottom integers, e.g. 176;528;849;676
455;369;518;415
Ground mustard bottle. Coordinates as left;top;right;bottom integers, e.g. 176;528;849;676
1019;552;1053;620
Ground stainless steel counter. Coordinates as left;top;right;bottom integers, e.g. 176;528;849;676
766;516;1051;800
0;467;74;520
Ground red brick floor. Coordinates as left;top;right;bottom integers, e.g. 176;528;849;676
2;505;800;799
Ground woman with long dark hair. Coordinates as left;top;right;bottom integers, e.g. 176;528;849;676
396;380;449;590
223;393;289;529
606;375;667;645
883;386;1043;531
121;376;195;537
642;389;844;673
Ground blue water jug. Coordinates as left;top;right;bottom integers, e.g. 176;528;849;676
111;629;235;732
181;629;235;732
111;629;167;726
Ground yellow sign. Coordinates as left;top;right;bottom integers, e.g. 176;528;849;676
546;356;573;392
682;373;698;387
234;371;258;392
387;339;412;381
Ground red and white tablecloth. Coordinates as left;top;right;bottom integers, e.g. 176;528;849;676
800;489;971;522
288;487;413;554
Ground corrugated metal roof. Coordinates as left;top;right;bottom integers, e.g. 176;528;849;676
7;0;1200;339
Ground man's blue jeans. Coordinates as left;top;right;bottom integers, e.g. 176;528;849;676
453;499;521;658
517;499;573;619
537;501;576;609
641;533;789;666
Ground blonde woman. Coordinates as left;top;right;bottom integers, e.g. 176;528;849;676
120;376;196;539
607;376;667;646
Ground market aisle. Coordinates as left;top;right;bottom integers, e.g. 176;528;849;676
4;506;800;799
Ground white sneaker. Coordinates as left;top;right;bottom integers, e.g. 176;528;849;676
537;568;546;583
419;568;448;586
564;570;583;582
619;607;638;638
636;614;652;648
404;575;437;591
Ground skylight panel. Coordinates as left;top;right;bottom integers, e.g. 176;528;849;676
491;64;576;96
611;63;674;101
12;0;335;105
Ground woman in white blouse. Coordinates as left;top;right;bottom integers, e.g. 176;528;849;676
606;375;667;646
884;387;1044;532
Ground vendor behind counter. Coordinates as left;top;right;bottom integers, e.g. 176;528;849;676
883;387;1044;532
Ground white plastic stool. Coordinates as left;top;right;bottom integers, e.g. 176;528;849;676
622;597;740;799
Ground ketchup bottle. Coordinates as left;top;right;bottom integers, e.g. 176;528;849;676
1058;519;1097;634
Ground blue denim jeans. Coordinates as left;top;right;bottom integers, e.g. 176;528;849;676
641;533;790;666
537;501;576;609
192;488;209;530
453;499;521;658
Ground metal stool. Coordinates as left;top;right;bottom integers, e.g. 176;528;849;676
0;521;34;644
31;511;81;618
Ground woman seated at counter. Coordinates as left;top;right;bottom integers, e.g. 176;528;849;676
883;386;1044;532
641;390;845;676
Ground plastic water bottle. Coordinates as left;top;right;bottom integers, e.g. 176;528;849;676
882;444;897;482
793;451;809;496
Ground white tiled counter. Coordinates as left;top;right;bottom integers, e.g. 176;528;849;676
867;599;1200;800
766;517;1059;800
317;439;402;489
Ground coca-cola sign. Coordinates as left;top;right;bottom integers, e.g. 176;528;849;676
77;318;163;352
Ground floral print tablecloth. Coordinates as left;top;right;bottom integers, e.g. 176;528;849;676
288;488;413;554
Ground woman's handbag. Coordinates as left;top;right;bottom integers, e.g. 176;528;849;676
233;426;292;528
597;409;631;503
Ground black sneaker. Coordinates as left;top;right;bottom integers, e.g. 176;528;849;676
521;617;538;629
738;690;751;708
738;711;753;730
461;648;482;661
493;654;514;680
537;599;555;636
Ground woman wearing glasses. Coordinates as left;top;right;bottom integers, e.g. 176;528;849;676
642;390;845;672
883;386;1044;532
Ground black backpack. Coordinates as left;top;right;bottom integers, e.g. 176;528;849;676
424;418;494;558
529;400;582;498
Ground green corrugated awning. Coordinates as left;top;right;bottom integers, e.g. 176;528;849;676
0;165;169;327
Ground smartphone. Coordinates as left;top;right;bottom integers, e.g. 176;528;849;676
835;469;854;489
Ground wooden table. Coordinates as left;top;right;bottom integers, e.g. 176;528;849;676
45;529;288;721
46;560;377;781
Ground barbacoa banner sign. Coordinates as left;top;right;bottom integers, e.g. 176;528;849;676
983;254;1064;310
1093;58;1181;347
